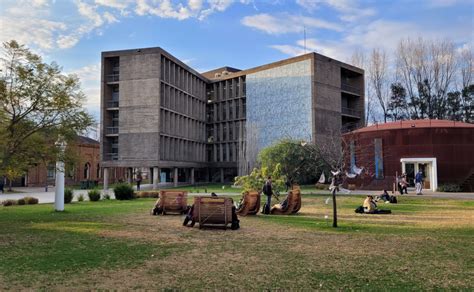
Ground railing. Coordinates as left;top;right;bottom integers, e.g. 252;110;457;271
106;127;119;135
107;100;119;108
341;83;362;95
341;107;361;118
111;143;118;149
112;92;119;100
106;74;119;82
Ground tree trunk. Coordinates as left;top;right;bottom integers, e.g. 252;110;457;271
332;188;338;228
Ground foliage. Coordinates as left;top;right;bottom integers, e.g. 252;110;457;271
87;189;101;202
23;197;38;205
0;40;93;183
114;184;135;200
17;198;25;205
437;184;462;193
103;193;111;200
2;199;17;206
77;194;84;202
258;139;324;184
64;188;74;204
234;164;285;194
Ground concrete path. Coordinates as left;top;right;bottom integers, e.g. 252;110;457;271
1;185;473;204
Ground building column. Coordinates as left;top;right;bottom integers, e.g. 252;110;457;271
190;168;195;185
153;167;159;190
103;167;109;191
174;167;179;187
220;168;224;183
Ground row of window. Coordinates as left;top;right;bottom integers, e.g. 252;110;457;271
206;99;246;122
160;56;206;98
160;83;206;120
160;135;206;162
207;142;243;163
160;109;206;141
207;77;246;102
206;121;245;143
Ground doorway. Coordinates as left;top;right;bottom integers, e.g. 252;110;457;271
400;158;438;192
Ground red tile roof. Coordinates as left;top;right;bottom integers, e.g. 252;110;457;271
348;119;474;134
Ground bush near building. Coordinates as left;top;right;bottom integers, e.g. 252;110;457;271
114;184;135;200
88;189;101;202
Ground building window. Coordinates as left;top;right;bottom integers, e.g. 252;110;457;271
47;164;55;179
350;141;356;172
84;163;91;180
374;138;384;179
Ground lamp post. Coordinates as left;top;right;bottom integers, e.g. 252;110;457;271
54;137;67;211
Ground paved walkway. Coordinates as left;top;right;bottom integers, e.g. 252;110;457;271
1;185;473;204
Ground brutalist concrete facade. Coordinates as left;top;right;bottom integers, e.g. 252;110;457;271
100;48;364;187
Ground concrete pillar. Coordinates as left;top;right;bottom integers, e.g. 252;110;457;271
220;168;224;183
174;167;178;187
153;167;159;190
191;168;195;185
103;167;109;190
54;159;65;212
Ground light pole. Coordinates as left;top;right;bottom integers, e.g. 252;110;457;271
54;137;67;211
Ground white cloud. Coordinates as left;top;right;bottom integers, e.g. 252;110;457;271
270;18;473;64
296;0;376;22
56;35;80;49
68;63;101;115
269;45;306;56
242;13;342;35
0;0;249;51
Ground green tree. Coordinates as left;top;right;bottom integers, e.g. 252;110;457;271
234;164;285;194
0;40;93;185
258;139;325;184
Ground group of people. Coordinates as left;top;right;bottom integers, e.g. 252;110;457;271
396;170;424;195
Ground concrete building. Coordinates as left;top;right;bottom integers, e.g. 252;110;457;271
100;47;364;188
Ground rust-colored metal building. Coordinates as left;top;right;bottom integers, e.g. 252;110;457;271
343;120;474;192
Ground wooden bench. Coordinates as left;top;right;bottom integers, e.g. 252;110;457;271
236;191;261;216
158;190;188;215
192;196;233;229
270;189;301;215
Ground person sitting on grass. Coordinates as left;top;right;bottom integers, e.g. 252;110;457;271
363;195;391;214
151;197;163;215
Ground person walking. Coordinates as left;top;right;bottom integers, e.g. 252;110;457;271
415;170;424;195
262;176;273;214
136;172;143;191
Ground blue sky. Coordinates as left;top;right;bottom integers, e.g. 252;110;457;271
1;0;473;119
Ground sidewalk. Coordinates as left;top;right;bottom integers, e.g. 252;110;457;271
1;185;473;204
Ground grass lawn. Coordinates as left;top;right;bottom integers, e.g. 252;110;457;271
0;195;473;290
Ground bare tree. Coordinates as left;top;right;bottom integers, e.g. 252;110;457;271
369;48;390;122
351;49;375;125
395;37;458;120
459;45;473;89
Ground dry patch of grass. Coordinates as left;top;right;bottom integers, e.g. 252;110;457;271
1;196;473;290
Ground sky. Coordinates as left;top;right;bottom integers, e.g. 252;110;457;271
1;0;473;120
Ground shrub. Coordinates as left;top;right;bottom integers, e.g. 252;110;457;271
315;183;328;190
64;188;74;204
437;184;462;192
114;184;135;200
24;197;39;205
103;193;111;200
88;189;101;202
77;194;85;202
17;198;26;205
2;199;17;206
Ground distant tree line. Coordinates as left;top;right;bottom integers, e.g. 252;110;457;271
351;37;473;124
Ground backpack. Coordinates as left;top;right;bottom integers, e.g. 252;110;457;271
389;196;398;204
354;206;364;213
